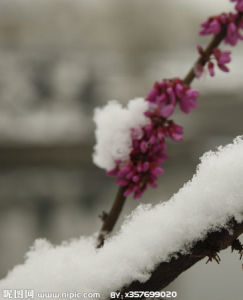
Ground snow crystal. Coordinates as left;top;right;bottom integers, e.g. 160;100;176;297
93;98;149;170
1;137;243;299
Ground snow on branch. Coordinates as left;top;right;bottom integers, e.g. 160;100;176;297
120;219;243;297
1;137;243;299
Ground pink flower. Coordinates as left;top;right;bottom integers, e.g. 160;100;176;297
163;121;183;141
207;62;215;76
231;0;243;12
195;64;204;78
200;18;222;35
225;20;243;45
200;12;243;46
196;46;231;77
107;124;169;198
213;49;231;64
160;104;174;118
213;48;231;72
179;89;199;114
146;78;199;115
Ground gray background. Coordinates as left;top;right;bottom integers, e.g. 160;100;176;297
0;0;242;299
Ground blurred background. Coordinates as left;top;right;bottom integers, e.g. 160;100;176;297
0;0;242;299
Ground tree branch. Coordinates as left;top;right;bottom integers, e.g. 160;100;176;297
96;13;243;248
118;218;243;298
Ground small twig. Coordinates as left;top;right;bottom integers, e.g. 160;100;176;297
184;12;243;85
97;187;126;248
96;13;243;248
183;30;226;85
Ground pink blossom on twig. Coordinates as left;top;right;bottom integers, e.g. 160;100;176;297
107;79;198;198
200;12;243;46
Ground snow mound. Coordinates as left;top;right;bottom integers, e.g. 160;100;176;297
1;137;243;299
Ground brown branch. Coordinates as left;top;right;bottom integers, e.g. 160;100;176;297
97;187;126;248
117;218;243;298
96;13;243;248
183;30;226;85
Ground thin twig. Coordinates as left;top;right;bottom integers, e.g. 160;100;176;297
184;12;243;85
183;30;226;85
97;187;126;248
96;14;243;248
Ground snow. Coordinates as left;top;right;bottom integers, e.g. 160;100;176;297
93;98;149;170
1;137;243;299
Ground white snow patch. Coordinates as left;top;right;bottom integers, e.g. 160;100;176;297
1;137;243;299
93;98;150;171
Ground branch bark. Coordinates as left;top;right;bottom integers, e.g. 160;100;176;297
97;187;126;248
118;218;243;298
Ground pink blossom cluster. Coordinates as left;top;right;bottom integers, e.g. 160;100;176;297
108;79;199;198
146;78;199;115
197;8;243;77
200;12;243;46
107;125;168;198
106;0;242;199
